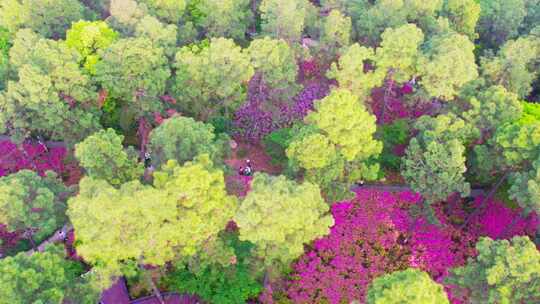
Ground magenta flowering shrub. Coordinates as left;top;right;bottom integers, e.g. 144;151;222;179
234;75;330;143
465;196;539;240
286;188;540;304
233;74;277;143
287;190;417;304
280;82;330;125
369;87;439;124
0;140;67;177
0;224;22;254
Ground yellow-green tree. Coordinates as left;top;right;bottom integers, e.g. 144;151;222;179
148;116;229;169
0;0;86;39
65;21;119;75
287;89;382;201
0;29;101;145
173;37;254;119
480;35;540;99
234;173;333;269
376;23;425;83
0;244;100;304
367;268;449;304
326;43;383;99
440;0;480;40
0;170;69;247
247;37;300;103
259;0;314;43
318;9;352;59
75;128;143;187
447;236;540;303
306;89;381;162
417;32;478;100
68;154;237;272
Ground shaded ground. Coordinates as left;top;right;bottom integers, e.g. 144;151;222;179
225;141;282;175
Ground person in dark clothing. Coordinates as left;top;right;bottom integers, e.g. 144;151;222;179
244;159;253;176
143;152;152;169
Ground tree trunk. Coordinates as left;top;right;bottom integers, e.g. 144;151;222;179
461;172;509;229
380;74;394;124
145;272;165;304
28;232;37;250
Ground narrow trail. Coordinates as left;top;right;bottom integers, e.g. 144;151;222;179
352;183;487;198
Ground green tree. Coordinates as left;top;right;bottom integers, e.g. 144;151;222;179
447;236;540;303
402;138;470;205
417;32;478;100
68;154;237;271
173;38;253;119
461;85;523;139
65;21;119;75
509;156;540;215
318;9;352;59
414;113;479;145
306;89;381;162
148;116;229;169
75;128;143;187
259;0;313;43
0;170;69;246
0;30;101;144
134;15;178;56
234;173;333;268
0;245;100;304
326;43;383;99
0;26;10;90
477;0;527;50
480;35;540;99
193;0;252;42
376;23;425;83
0;0;86;39
247;37;300;103
108;0;145;35
139;0;187;24
440;0;480;40
351;0;442;46
367;268;449;304
287;89;382;201
163;231;262;304
94;37;170;101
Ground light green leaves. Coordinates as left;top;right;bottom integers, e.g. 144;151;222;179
173;37;253;119
367;268;449;304
447;236;540;303
75;128;143;186
234;173;333;267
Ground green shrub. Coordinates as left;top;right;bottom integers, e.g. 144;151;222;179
263;128;293;166
163;232;262;304
378;119;410;170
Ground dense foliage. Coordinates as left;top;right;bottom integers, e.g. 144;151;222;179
366;268;449;304
0;0;538;303
0;244;99;304
447;236;540;303
0;170;68;244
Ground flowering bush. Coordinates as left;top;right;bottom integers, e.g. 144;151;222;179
284;189;538;304
234;76;329;143
369;86;439;124
465;196;539;240
0;141;66;177
287;190;416;303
